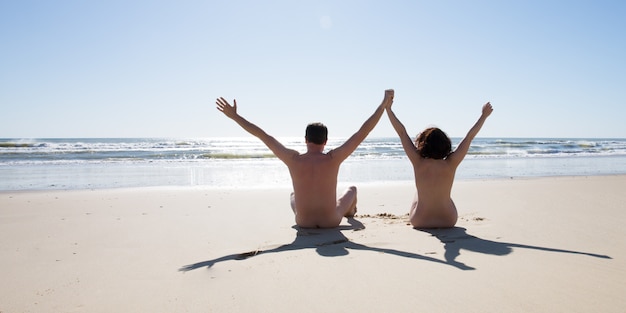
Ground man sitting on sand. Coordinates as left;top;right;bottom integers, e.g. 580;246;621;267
216;89;394;228
385;97;493;228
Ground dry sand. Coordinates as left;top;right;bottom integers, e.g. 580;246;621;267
1;175;624;312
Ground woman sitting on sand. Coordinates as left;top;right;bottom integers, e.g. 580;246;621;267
385;98;493;228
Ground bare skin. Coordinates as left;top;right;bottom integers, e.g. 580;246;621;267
216;90;393;228
386;100;493;228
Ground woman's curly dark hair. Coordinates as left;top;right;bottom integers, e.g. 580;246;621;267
415;127;452;159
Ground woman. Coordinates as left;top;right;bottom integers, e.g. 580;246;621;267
386;99;493;228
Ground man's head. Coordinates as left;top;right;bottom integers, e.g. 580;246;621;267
415;127;452;159
305;122;328;145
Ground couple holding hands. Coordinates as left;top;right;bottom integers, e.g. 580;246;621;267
216;90;493;229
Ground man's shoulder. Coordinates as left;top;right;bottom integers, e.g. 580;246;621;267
322;150;343;161
292;152;337;165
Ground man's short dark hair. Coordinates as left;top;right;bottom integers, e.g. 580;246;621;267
305;123;328;145
415;127;452;159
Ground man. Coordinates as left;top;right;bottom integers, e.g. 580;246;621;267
216;89;394;228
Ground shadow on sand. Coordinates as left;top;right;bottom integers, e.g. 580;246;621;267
179;221;611;272
179;218;451;271
417;227;612;270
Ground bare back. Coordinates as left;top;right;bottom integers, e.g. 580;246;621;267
410;158;459;228
216;91;392;228
385;99;493;229
287;152;343;228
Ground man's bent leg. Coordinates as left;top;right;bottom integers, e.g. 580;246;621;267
337;186;357;217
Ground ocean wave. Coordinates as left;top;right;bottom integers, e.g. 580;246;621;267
1;137;626;165
199;153;277;159
0;142;43;148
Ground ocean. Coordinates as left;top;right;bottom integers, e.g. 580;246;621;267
1;137;626;190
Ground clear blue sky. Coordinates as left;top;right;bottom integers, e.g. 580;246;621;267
1;0;624;139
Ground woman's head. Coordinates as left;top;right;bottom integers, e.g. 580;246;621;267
415;127;452;159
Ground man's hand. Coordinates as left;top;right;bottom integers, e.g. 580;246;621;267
482;102;493;118
383;89;394;109
216;97;238;119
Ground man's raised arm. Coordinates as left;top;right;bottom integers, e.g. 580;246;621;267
216;97;298;162
330;89;394;161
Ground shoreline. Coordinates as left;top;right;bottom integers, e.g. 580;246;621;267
1;175;625;312
2;154;626;191
0;172;625;193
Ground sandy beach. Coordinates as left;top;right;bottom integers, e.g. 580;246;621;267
1;175;624;312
